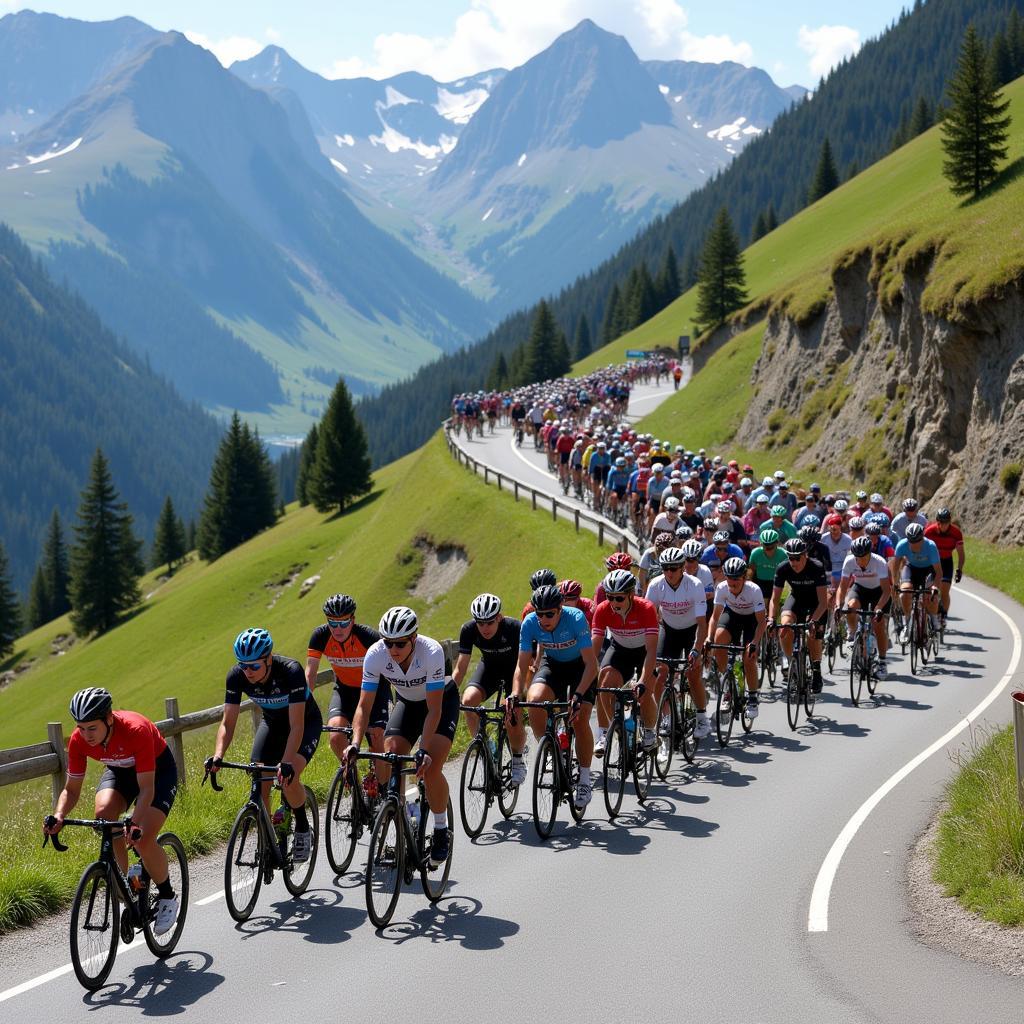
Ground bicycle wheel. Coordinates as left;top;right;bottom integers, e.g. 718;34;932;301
531;735;558;839
420;796;454;903
459;737;490;838
909;610;919;674
866;651;879;696
919;609;932;666
365;802;403;927
786;650;802;729
224;804;264;922
567;730;586;823
70;862;119;991
283;786;319;896
633;729;654;802
680;687;699;763
496;730;520;819
802;649;817;719
142;832;189;957
655;690;675;780
325;767;358;875
826;619;838;674
713;670;734;747
849;635;863;706
739;676;754;734
602;721;627;818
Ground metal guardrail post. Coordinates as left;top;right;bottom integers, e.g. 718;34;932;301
1013;691;1024;810
47;722;65;803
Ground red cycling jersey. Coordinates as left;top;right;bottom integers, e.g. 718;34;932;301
67;710;168;778
591;597;659;649
924;522;963;559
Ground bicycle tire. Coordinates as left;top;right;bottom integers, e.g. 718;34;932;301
849;634;863;706
365;801;403;927
603;721;627;819
324;766;359;875
739;675;754;734
420;796;455;903
70;861;118;991
633;728;654;802
866;653;879;696
225;804;263;922
283;786;319;896
787;649;802;729
655;689;675;780
802;648;817;719
713;669;734;747
459;737;490;838
919;608;932;666
567;730;586;824
142;832;189;957
496;730;520;819
680;687;699;763
531;735;559;839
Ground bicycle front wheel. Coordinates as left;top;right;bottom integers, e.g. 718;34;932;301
365;802;403;927
826;626;838;674
420;797;454;903
713;670;734;747
325;766;358;875
680;687;699;763
802;651;817;719
566;730;586;824
225;804;264;923
786;653;802;730
909;614;919;675
531;735;558;840
283;786;319;896
849;638;863;706
459;737;490;838
633;731;654;802
142;832;189;957
603;722;627;819
70;862;119;991
496;729;520;819
655;690;675;780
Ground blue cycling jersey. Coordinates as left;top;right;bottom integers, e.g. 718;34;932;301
590;451;611;469
606;468;629;490
895;537;940;569
700;543;745;568
519;606;592;662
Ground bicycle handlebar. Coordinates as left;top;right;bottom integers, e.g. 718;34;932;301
703;642;750;652
42;814;135;851
516;700;571;710
322;724;353;735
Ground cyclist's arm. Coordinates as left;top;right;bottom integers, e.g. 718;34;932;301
421;685;444;744
769;585;783;622
641;633;658;687
812;585;828;624
878;576;892;609
51;773;84;824
931;560;943;586
452;651;471;688
304;655;321;691
693;612;708;652
708;604;722;634
837;576;851;608
213;701;240;760
753;608;767;646
131;770;156;823
349;688;375;750
578;646;599;694
955;540;966;572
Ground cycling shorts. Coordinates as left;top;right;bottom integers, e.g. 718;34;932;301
782;595;820;620
464;660;512;701
591;465;610;482
600;641;647;684
252;702;323;767
717;609;758;646
559;452;571;465
612;486;627;499
657;623;697;662
754;577;774;602
850;583;888;612
900;564;935;589
939;556;954;583
97;746;178;817
385;684;460;746
328;682;390;731
532;655;596;704
648;495;663;511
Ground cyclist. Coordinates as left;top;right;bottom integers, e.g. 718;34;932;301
714;500;749;550
890;498;928;542
743;493;771;537
524;567;557;618
893;523;943;643
570;439;585;495
307;594;387;790
559;579;595;625
638;532;674;595
45;688;180;935
646;464;671;533
605;457;631;517
592;569;661;757
924;507;965;624
210;628;322;863
748;529;787;603
647;547;712;739
707;557;768;719
511;585;599;809
345;607;459;867
595;552;634;606
772;480;798;517
589;441;612;507
837;537;893;679
651;495;683;536
759;505;797;543
453;594;528;786
798;522;831;568
769;539;829;692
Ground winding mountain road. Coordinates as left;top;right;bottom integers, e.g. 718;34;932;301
2;380;1022;1022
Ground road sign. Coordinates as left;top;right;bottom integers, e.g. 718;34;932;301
678;335;690;356
625;349;648;358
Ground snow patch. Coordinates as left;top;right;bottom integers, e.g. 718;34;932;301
434;87;488;124
334;133;355;147
658;84;669;95
25;136;83;165
270;50;281;82
330;158;348;173
517;152;527;167
742;124;760;136
369;122;456;160
481;207;494;222
363;163;373;172
706;117;762;143
674;95;682;103
382;85;416;109
34;168;51;174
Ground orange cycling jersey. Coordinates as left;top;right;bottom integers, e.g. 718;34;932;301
308;623;380;688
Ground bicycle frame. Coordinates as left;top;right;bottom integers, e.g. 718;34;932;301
518;700;577;802
358;751;427;876
204;761;290;872
597;687;643;772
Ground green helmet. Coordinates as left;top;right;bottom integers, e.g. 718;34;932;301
760;529;780;545
770;505;788;517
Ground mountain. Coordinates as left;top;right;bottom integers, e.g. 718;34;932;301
0;222;220;593
0;22;490;434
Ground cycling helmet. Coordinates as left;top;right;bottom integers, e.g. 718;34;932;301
834;499;849;512
234;627;273;661
723;557;747;579
848;516;866;530
865;522;882;536
559;579;582;599
755;494;769;504
703;517;720;531
470;593;502;621
378;606;418;640
664;496;681;511
323;593;356;618
936;507;952;522
824;513;843;528
659;547;686;568
603;568;637;594
69;686;112;723
851;537;872;557
681;539;704;559
530;568;557;590
760;529;780;545
532;585;563;611
870;492;885;504
682;489;696;501
770;505;788;518
855;490;868;501
905;523;925;542
798;526;821;545
615;456;626;467
716;500;733;514
802;514;821;529
675;524;694;540
784;538;807;556
655;532;675;547
605;552;634;571
902;498;919;511
712;531;731;545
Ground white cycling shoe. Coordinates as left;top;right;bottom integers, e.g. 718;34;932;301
154;895;179;936
509;758;527;787
575;780;593;808
694;715;712;740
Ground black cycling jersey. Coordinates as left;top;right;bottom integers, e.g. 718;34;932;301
808;542;831;569
225;655;316;726
457;616;521;675
772;557;828;606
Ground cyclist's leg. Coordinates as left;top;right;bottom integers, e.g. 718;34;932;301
461;677;488;739
279;710;321;815
526;660;559;740
95;772;132;874
421;688;459;816
779;609;797;659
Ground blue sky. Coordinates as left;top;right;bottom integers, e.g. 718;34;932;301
4;2;907;85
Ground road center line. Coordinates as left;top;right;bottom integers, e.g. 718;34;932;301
807;584;1023;933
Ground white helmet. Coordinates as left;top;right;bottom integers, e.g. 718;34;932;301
603;569;637;594
470;593;502;621
378;606;418;640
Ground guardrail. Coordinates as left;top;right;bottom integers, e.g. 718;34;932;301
444;428;636;557
1;641;461;801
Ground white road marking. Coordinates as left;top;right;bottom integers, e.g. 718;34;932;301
807;584;1023;933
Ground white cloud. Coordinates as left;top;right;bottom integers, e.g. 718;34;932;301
265;27;282;43
184;30;263;67
323;1;754;81
798;24;860;81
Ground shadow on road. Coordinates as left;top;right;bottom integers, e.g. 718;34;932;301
83;951;224;1014
238;887;364;943
374;895;519;949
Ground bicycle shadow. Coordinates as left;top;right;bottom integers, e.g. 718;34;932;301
373;895;519;949
83;951;224;1014
871;693;933;711
608;793;720;839
796;713;872;739
238;887;364;943
482;813;652;856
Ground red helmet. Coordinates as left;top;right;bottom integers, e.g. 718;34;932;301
604;552;634;571
559;579;582;599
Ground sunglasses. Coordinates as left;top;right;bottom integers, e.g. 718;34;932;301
608;595;629;603
327;617;352;629
238;660;265;672
383;638;411;650
474;615;500;626
536;609;560;620
787;554;804;562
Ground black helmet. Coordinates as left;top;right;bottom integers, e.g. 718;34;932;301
323;593;356;618
798;525;821;545
723;557;747;579
532;585;563;611
902;498;919;512
851;536;872;556
69;687;113;723
936;507;952;522
784;538;807;557
530;568;557;590
905;523;925;542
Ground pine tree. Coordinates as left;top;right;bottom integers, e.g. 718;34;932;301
601;284;623;345
296;423;319;507
751;210;768;243
765;204;779;232
307;378;373;514
485;351;509;390
68;449;144;636
152;495;187;574
0;541;19;658
655;246;681;309
42;509;71;619
625;263;657;329
521;300;569;383
28;565;51;629
186;519;196;553
550;323;572;378
1009;8;1024;79
941;24;1011;198
573;313;592;361
909;95;933;137
807;138;840;203
990;30;1014;86
693;207;748;336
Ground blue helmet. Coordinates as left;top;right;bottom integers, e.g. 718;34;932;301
234;627;273;661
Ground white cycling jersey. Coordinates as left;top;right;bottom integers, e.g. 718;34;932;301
362;635;446;701
841;552;890;590
646;573;707;628
691;562;714;596
713;580;766;616
820;532;853;574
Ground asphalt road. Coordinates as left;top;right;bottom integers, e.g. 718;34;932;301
2;383;1023;1022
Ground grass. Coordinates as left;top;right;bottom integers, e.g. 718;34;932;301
934;727;1024;927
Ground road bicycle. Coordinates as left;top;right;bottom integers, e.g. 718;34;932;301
905;587;939;674
519;699;586;839
597;686;654;818
458;701;520;838
846;607;882;705
758;625;780;687
705;643;755;746
514;422;525;447
43;816;188;991
321;725;383;875
358;751;454;928
202;761;319;922
775;621;816;730
655;656;700;775
823;600;847;673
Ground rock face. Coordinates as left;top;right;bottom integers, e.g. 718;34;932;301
737;251;1024;543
